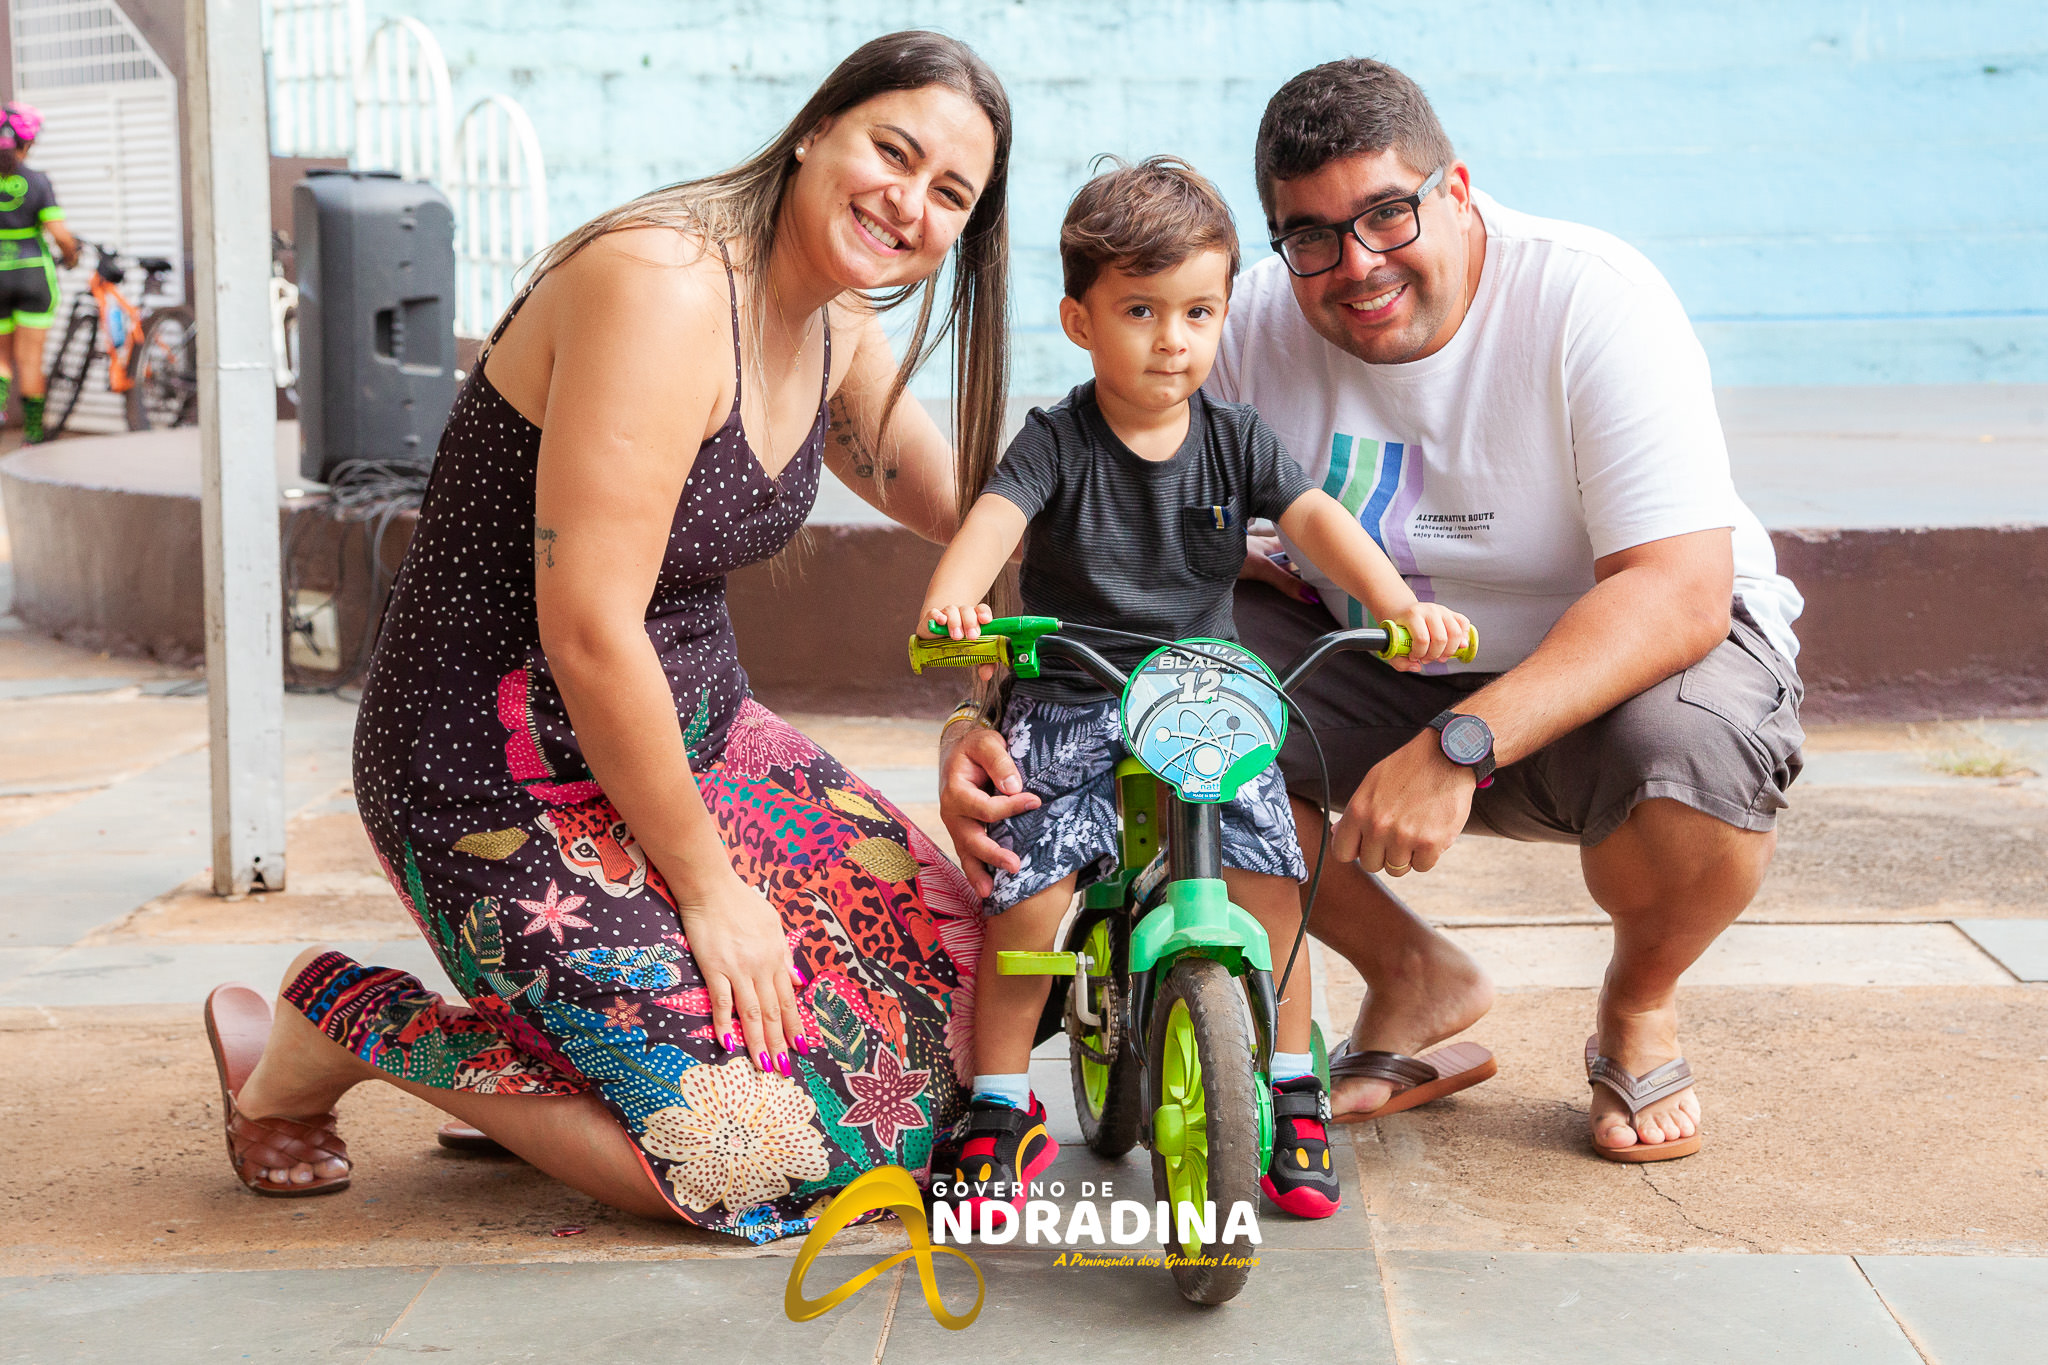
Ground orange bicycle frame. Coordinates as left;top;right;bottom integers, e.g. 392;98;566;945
88;270;140;393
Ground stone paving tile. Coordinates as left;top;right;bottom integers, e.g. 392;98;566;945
1954;919;2048;982
0;1266;435;1364
0;693;361;949
1382;1252;1921;1364
0;946;58;988
1447;922;2014;988
0;938;457;1006
1855;1255;2048;1364
883;1247;1397;1361
386;1260;886;1363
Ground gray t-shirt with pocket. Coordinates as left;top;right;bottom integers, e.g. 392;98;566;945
982;381;1314;703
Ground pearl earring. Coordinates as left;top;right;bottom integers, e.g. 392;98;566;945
795;145;805;159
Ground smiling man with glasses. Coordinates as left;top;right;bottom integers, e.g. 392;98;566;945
1207;58;1807;1163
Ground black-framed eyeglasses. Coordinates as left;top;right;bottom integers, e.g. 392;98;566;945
1269;166;1445;278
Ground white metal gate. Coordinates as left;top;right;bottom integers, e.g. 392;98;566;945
9;0;185;433
353;17;452;184
264;0;364;159
448;95;548;338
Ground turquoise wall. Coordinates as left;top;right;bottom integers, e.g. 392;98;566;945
386;0;2048;391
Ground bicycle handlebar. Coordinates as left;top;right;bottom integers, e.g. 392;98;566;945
907;614;1476;687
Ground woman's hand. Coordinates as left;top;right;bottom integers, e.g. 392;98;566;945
675;867;806;1076
938;723;1039;899
1387;602;1474;673
921;602;992;641
1241;534;1321;605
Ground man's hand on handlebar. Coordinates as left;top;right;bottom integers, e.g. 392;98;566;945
922;601;993;642
1384;602;1476;674
938;722;1040;899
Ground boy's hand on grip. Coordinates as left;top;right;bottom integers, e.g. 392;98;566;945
1387;603;1474;672
920;602;993;641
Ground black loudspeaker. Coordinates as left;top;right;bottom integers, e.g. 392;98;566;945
294;169;458;483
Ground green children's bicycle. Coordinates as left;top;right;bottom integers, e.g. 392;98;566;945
912;614;1475;1304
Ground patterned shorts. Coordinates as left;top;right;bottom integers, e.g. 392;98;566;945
986;693;1308;913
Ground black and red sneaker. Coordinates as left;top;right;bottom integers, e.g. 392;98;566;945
940;1094;1060;1219
1260;1074;1341;1218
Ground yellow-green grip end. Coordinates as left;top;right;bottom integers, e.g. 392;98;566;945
1377;620;1480;663
997;951;1078;976
908;633;1010;675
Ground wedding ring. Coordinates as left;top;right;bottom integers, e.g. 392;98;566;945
1383;862;1411;874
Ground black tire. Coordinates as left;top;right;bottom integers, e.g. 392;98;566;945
1147;957;1261;1305
41;305;97;438
127;305;197;430
1066;910;1143;1158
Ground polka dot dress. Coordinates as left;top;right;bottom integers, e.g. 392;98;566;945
283;247;982;1244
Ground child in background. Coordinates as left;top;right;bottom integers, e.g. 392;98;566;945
920;157;1472;1220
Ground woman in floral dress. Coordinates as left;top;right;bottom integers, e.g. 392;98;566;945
204;32;1015;1242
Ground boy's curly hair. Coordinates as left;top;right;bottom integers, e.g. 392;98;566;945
1059;155;1239;301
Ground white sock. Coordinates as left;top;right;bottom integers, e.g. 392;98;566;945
1271;1051;1315;1084
971;1073;1031;1109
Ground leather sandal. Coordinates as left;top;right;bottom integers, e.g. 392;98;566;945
204;983;353;1197
1585;1034;1702;1163
1328;1040;1497;1123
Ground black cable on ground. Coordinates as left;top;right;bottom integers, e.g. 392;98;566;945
282;458;429;696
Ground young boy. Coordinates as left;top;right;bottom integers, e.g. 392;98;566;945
921;157;1471;1220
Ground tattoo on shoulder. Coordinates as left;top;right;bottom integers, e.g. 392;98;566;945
535;525;557;568
827;395;899;486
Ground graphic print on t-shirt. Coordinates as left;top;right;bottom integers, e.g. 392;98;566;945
1323;431;1435;627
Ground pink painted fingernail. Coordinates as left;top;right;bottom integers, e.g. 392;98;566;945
1301;587;1322;605
757;1051;771;1070
777;1052;792;1075
791;1034;810;1055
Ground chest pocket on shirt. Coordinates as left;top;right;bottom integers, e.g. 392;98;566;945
1180;503;1246;580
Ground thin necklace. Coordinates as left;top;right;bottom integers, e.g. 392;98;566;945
765;263;818;373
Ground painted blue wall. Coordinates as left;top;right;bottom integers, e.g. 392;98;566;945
384;0;2048;390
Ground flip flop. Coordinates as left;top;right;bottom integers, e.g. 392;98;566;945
1584;1034;1702;1163
436;1121;514;1156
1327;1040;1496;1123
204;983;353;1197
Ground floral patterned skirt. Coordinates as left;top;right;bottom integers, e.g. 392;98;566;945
289;699;980;1244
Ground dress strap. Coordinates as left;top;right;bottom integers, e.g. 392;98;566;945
716;240;743;406
476;279;537;363
818;307;833;415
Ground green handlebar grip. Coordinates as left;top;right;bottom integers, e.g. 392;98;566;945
997;950;1078;975
909;615;1064;681
1377;620;1479;663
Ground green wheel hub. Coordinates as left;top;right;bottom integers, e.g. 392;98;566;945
1078;919;1114;1116
1153;997;1209;1259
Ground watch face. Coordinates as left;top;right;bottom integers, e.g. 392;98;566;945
1439;714;1492;766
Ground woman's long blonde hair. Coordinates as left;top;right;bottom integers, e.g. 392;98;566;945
510;30;1012;522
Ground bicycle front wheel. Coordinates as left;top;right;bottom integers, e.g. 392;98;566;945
1148;957;1261;1305
127;305;197;430
42;305;97;438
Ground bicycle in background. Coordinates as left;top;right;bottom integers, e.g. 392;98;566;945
40;241;193;436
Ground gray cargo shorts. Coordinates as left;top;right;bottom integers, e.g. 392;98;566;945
1233;583;1805;846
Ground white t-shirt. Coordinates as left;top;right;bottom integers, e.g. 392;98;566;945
1209;191;1802;673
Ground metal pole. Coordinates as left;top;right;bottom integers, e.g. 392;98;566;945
189;0;287;894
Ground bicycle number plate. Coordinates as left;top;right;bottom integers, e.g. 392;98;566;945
1119;639;1287;803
